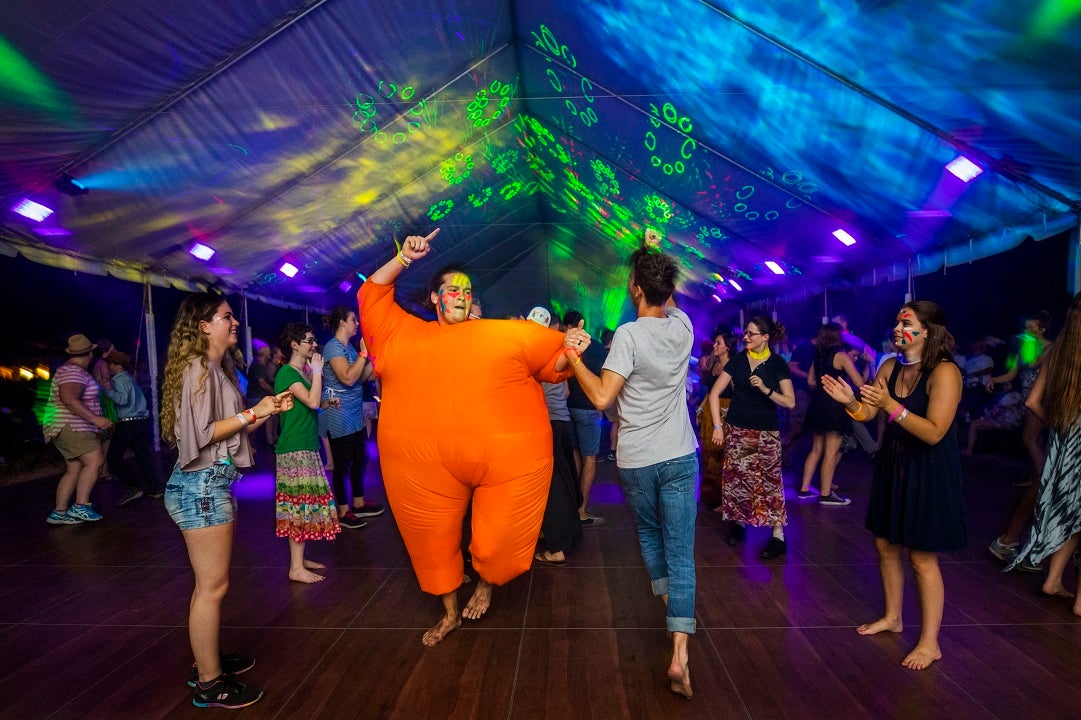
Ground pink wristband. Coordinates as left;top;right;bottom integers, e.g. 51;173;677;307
887;404;905;423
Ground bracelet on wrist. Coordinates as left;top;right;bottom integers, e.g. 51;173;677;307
895;408;910;423
244;407;258;424
887;404;905;423
766;388;774;398
395;251;412;268
235;412;249;427
844;401;864;419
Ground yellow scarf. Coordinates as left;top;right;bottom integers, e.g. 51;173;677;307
747;347;771;361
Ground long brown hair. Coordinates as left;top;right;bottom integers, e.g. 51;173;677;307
160;293;236;446
902;300;955;372
1043;293;1081;432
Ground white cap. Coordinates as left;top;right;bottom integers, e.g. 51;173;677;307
526;306;551;326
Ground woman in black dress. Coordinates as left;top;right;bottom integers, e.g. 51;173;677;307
798;323;868;505
821;301;963;671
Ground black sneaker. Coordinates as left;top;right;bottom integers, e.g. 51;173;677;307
761;537;787;560
818;492;852;507
188;654;255;687
353;503;385;518
338;511;367;529
796;489;817;500
192;675;264;709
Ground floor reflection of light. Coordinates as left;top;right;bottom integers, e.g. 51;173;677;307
232;467;275;501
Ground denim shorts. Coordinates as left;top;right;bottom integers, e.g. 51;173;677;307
569;408;602;456
164;462;242;530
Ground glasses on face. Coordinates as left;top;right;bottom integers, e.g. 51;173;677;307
299;338;316;345
743;331;763;338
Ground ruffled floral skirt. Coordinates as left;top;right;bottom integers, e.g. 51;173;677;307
275;450;340;541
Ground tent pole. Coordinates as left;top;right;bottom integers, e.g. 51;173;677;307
242;295;253;365
1070;220;1081;296
144;282;161;453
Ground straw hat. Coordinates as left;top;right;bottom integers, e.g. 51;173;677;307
65;334;96;355
108;351;132;370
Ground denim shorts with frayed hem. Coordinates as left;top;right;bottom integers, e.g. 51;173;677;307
165;462;241;530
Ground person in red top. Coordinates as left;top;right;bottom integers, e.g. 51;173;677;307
358;228;577;646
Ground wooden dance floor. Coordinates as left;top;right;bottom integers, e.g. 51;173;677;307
3;442;1080;719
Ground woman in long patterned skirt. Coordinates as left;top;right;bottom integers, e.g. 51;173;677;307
275;322;341;583
1007;292;1081;606
708;316;795;560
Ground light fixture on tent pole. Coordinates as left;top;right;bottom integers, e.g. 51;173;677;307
55;173;89;196
905;260;913;303
822;286;829;325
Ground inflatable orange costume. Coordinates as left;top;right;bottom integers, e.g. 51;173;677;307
358;280;571;595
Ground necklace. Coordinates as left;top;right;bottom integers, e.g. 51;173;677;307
747;347;771;361
897;355;922;366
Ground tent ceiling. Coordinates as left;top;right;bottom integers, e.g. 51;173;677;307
1;0;1079;319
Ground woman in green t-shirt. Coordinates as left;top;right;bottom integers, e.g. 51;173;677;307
275;323;341;583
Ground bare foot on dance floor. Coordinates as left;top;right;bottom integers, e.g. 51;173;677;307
901;643;942;670
1042;584;1075;598
289;568;326;584
667;658;692;699
462;580;492;620
422;613;461;647
856;617;903;635
303;559;326;570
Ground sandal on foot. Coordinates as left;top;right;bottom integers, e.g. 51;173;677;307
533;551;566;567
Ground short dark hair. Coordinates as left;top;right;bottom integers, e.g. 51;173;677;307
279;322;313;356
425;264;469;309
326;306;354;333
628;246;677;306
563;309;584;330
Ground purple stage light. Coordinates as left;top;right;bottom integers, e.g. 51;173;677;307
711;294;722;303
280;262;298;278
765;261;785;275
188;242;215;261
32;227;71;236
832;229;857;246
339;281;353;293
12;199;53;222
729;279;743;292
946;156;982;182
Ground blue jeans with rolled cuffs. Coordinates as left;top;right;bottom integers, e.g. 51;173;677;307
618;452;699;634
164;462;242;530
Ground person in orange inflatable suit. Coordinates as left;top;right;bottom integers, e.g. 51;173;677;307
358;228;580;646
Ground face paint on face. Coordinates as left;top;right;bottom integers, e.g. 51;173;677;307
436;272;473;325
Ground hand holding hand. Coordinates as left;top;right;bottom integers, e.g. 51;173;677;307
401;228;439;261
276;390;295;414
564;320;591;353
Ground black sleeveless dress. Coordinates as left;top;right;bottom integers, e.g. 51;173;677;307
866;362;966;552
806;351;850;434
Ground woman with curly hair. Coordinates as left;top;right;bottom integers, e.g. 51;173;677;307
273;322;340;583
1007;293;1081;606
161;293;292;709
822;300;964;671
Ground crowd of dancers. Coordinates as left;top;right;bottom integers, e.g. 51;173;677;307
39;227;1081;709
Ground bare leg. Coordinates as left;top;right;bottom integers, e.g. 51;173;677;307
819;433;843;496
54;459;82;511
800;435;823;492
999;482;1038;546
422;591;462;647
904;550;944;670
578;455;597;519
1042;534;1080;597
181;522;234;682
858;537;905;635
1021;414;1046;484
667;631;692;699
288;539;325;583
74;448;105;505
462;579;493;620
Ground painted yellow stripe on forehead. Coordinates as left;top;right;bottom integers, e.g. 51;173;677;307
449;273;471;288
